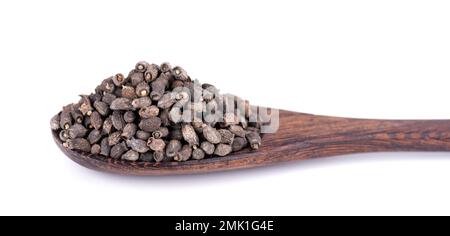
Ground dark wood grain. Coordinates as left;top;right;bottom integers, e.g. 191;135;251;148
52;110;450;175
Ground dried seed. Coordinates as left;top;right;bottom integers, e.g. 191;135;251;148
67;124;88;139
160;62;172;73
246;132;262;150
201;141;215;155
139;117;162;132
91;144;101;155
111;111;125;130
168;106;182;124
169;128;183;141
202;125;222;144
121;150;139;161
102;116;113;134
50;114;60;131
182;124;199;146
110;98;133;110
135;61;149;73
121;86;137;99
83;116;92;129
218;129;235;145
153;151;166;162
126;138;149;153
100;138;110;156
123;111;136;123
150;75;169;101
214;144;232;157
166;140;182;158
96;78;115;94
140;152;154;162
102;93;117;105
71;109;84;124
122;123;137;139
172;66;189;81
89;93;103;103
93;100;110;116
67;138;91;152
174;145;192;162
129;70;145;86
114;87;123;97
90;111;103;130
136;130;151;140
144;64;160;82
110;142;128;159
232;137;248;152
112;73;126;86
132;97;152;109
171;80;185;89
192;147;205;160
152;127;169;139
229;125;247;138
139;106;159;118
108;131;122;146
136;81;150;97
88;129;102;144
147;137;166;152
60;110;73;130
160;109;171;126
78;95;93;116
59;130;69;142
157;93;176;109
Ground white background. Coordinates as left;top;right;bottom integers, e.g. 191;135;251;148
0;0;450;216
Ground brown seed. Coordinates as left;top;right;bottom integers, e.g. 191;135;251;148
78;95;93;116
96;78;115;94
166;140;182;158
90;111;103;130
139;117;162;132
59;110;73;130
123;111;136;123
71;109;84;124
174;145;192;162
218;129;235;145
102;116;113;134
152;127;169;139
110;142;128;159
127;138;149;153
50;114;60;131
150;75;169;101
229;125;247;138
160;62;172;73
102;93;117;105
67;124;88;139
139;106;160;118
201;141;215;155
122;123;137;139
135;61;149;73
88;129;102;144
159;109;171;127
112;73;126;86
147;137;166;152
59;130;69;142
153;151;166;162
246;132;262;150
157;92;176;109
111;111;125;130
169;128;183;141
140;152;154;162
83;116;92;129
91;144;101;155
168;106;182;124
192;147;205;160
136;81;150;97
121;150;140;161
100;137;110;156
89;93;103;103
144;64;160;82
232;137;248;152
121;86;137;99
202;125;222;144
67;138;91;153
132;97;152;109
108;131;122;146
93;100;110;116
129;70;145;86
110;98;133;110
214;144;232;157
172;66;189;81
182;124;199;146
136;130;151;140
171;80;185;89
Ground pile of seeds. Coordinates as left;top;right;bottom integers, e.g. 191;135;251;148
51;61;262;162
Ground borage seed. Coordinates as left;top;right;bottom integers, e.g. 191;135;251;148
153;151;166;162
144;64;160;82
214;144;232;157
166;140;182;158
246;132;262;150
111;111;125;130
110;142;128;159
91;144;101;155
122;123;137;139
100;138;110;156
152;127;169;139
68;124;88;139
123;111;136;123
201;141;215;155
93;100;110;116
218;129;235;145
136;130;151;140
182;124;199;146
192;146;205;160
132;97;152;109
67;138;91;153
136;81;150;97
139;117;162;133
127;138;149;153
90;111;103;130
88;129;102;144
121;86;137;99
174;145;192;162
232;137;248;152
110;98;133;110
121;150;139;161
147;138;166;152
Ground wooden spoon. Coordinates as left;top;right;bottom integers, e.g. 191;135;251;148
53;109;450;175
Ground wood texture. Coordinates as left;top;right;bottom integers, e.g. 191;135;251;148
52;110;450;175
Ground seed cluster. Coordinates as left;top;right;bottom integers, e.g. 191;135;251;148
51;61;262;162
